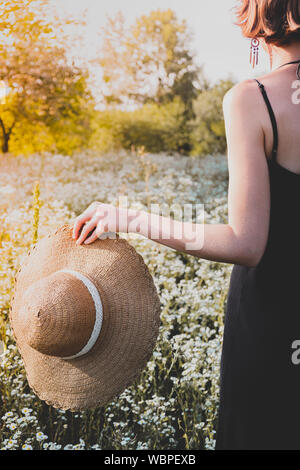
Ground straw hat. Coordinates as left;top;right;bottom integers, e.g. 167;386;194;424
9;224;161;411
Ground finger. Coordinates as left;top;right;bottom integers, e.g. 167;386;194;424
76;218;98;245
73;213;93;240
91;222;109;241
97;221;109;234
83;229;99;245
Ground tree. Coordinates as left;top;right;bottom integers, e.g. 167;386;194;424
98;9;203;119
0;0;92;154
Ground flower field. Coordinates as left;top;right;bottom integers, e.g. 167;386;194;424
0;150;231;450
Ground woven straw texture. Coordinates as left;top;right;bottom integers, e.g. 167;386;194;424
9;224;161;411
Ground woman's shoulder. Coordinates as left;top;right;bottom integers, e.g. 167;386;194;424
222;79;260;113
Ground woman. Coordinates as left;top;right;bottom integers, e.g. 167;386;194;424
73;0;300;450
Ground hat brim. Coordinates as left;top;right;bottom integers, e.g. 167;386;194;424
10;224;161;411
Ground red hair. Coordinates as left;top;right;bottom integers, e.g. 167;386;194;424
234;0;300;46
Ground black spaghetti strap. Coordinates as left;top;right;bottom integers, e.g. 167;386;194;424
254;79;279;161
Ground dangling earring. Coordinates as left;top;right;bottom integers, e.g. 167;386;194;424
250;38;260;68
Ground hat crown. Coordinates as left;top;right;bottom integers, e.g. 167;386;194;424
18;271;96;357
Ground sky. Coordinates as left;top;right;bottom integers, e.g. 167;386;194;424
51;0;271;85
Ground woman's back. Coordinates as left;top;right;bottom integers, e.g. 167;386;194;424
249;64;300;298
256;65;300;172
217;60;300;450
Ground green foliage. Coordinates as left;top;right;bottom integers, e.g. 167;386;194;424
0;0;52;40
31;181;41;246
190;79;235;156
98;9;202;118
90;97;191;154
90;78;234;156
0;0;92;155
0;3;233;158
8;121;55;156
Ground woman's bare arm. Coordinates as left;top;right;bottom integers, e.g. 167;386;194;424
74;80;271;268
133;80;271;267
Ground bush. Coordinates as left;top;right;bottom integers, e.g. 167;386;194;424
91;97;191;154
190;79;235;157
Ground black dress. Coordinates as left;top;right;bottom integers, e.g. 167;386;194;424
216;73;300;450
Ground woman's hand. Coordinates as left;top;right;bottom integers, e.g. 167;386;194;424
72;201;143;245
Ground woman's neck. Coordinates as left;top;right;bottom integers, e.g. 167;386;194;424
271;42;300;69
